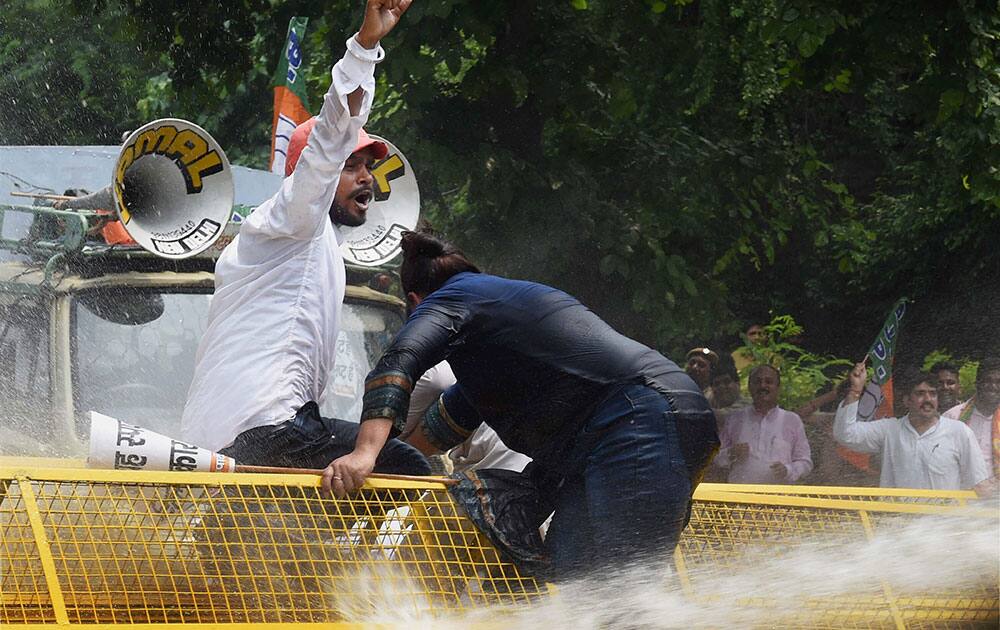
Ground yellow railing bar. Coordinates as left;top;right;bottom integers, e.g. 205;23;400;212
694;489;995;516
699;483;977;500
0;466;450;491
0;458;982;500
16;476;70;625
858;510;906;630
0;456;86;469
8;624;398;629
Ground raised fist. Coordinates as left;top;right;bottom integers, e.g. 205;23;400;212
357;0;413;49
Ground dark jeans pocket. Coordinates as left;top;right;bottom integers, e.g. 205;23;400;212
581;384;659;437
550;397;693;577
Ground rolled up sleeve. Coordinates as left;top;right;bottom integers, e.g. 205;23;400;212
421;384;484;452
361;370;414;436
960;425;991;488
361;292;471;435
787;416;813;482
833;400;888;454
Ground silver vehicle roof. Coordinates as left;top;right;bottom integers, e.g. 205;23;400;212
0;145;282;258
0;145;281;206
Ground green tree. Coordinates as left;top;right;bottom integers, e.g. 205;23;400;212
4;0;998;361
734;314;851;409
0;0;155;145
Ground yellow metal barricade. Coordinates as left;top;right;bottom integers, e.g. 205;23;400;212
1;464;997;628
0;465;545;626
684;483;998;628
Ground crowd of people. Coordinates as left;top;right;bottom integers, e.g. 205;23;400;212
172;0;994;582
678;327;996;496
420;326;998;498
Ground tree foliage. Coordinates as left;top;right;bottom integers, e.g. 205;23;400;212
0;1;151;144
3;0;998;359
735;314;852;409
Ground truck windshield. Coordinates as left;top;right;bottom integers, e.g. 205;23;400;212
72;289;403;441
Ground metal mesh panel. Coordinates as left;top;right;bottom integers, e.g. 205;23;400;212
684;486;998;628
0;479;57;624
1;469;545;625
864;509;998;627
678;498;891;629
2;466;996;628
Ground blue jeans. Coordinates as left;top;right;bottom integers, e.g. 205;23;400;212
219;401;431;476
545;384;715;578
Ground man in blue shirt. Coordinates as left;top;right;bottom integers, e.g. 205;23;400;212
324;231;719;577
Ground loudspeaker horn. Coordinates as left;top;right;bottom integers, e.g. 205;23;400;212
113;118;234;259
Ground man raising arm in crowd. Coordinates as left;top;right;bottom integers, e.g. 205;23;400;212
834;362;991;496
180;0;427;476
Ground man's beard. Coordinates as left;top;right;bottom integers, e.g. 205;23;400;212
330;200;365;227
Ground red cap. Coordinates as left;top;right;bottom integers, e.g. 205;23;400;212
284;117;389;177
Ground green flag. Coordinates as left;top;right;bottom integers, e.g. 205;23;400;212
269;17;311;175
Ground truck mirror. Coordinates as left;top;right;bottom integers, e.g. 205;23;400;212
78;290;165;326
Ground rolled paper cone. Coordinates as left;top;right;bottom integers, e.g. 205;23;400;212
87;411;236;473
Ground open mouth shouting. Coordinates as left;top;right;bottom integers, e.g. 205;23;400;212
352;187;373;212
332;184;376;227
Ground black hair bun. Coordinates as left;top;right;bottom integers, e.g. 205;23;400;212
400;230;446;260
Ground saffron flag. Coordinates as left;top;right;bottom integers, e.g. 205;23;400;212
858;297;908;421
269;17;312;175
837;297;908;472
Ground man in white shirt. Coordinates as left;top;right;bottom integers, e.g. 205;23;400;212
834;363;991;495
943;357;1000;479
714;364;813;484
180;0;427;475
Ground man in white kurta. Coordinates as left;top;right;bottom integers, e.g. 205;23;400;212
714;364;812;483
834;363;989;493
180;1;425;476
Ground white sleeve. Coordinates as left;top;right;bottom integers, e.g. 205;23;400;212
942;402;966;420
959;423;991;488
245;34;384;241
833;400;890;453
449;424;532;474
403;361;457;435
